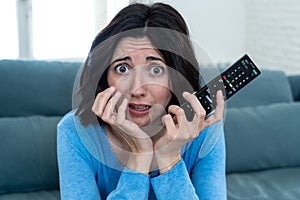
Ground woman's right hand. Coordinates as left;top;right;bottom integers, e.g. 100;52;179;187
92;87;153;174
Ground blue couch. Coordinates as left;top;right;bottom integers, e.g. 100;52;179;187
225;69;300;199
0;59;299;199
0;60;80;200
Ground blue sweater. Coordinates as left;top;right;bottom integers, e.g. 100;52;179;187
57;111;227;199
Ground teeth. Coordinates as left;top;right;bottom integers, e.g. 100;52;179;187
129;105;151;111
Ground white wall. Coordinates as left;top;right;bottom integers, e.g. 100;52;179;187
245;0;300;74
135;0;300;74
137;0;246;64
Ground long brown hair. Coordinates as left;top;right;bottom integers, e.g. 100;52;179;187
74;3;200;126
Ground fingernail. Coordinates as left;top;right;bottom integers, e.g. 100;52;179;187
183;91;189;97
108;86;115;92
115;91;122;97
217;90;223;98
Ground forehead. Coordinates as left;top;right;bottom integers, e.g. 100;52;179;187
112;37;160;58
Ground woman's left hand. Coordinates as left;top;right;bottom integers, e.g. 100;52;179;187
154;90;224;174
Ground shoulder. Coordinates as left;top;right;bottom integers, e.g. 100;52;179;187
57;110;86;150
57;110;109;162
57;110;76;131
57;111;98;162
57;110;80;148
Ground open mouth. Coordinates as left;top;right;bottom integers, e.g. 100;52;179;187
128;103;151;115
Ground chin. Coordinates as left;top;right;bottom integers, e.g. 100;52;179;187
132;119;151;127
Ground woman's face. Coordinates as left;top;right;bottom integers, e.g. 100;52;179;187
107;36;172;127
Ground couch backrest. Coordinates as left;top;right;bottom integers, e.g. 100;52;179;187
224;69;300;173
0;60;81;117
0;59;81;194
288;75;300;101
226;69;294;108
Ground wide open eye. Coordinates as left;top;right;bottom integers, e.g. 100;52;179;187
114;64;130;74
150;65;164;76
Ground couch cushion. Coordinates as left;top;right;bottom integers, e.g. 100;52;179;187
0;59;81;117
0;116;61;194
0;190;59;200
224;102;300;173
226;69;293;108
227;167;300;200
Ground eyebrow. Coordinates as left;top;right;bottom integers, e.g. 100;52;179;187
111;56;131;64
146;56;165;63
111;56;165;65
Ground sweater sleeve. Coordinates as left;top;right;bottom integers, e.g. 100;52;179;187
150;124;227;200
151;160;199;199
191;127;227;199
57;113;151;200
108;168;150;199
57;116;101;200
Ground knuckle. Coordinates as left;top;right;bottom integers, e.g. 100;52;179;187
93;110;101;117
101;115;109;122
107;99;113;105
91;106;96;113
165;133;176;141
169;105;182;115
177;108;184;116
96;92;105;99
101;113;114;122
198;111;206;119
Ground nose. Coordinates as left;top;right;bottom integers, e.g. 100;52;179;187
130;70;147;98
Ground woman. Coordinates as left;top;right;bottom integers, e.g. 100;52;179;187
58;2;226;199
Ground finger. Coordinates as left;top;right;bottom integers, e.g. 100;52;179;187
168;105;185;125
101;91;122;123
116;98;128;124
212;90;225;121
205;90;224;125
92;87;115;116
162;114;177;141
182;92;206;122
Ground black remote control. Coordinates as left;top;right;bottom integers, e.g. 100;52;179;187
182;54;261;120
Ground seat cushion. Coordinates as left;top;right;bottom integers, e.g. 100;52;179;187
227;167;300;200
0;190;59;200
224;102;300;173
0;116;61;194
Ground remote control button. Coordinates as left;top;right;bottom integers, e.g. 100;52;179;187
184;54;261;118
205;95;213;103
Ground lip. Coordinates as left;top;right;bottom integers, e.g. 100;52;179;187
128;103;151;116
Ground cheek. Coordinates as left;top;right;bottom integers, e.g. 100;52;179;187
152;86;172;106
107;75;117;88
107;75;130;96
107;70;123;90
